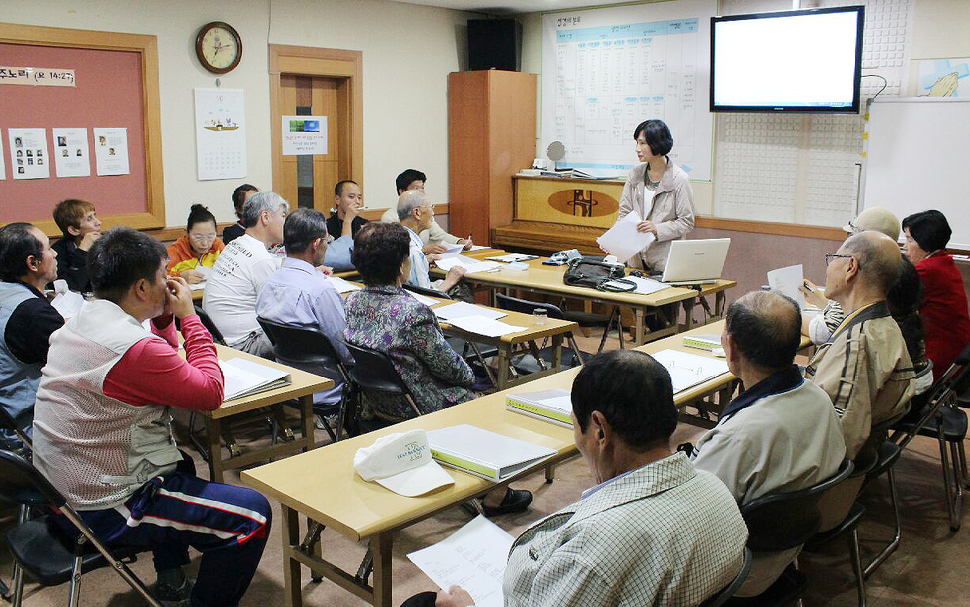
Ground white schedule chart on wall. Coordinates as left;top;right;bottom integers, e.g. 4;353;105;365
541;0;715;180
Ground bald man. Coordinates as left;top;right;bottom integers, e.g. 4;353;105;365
691;291;846;597
805;231;915;461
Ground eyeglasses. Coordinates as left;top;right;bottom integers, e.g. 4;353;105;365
189;233;217;242
825;253;854;266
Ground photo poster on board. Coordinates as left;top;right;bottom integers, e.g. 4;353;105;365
8;127;50;180
195;88;247;181
93;127;130;176
281;115;328;155
541;0;716;181
52;127;91;178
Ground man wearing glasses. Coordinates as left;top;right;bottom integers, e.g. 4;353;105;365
800;207;901;345
804;230;915;462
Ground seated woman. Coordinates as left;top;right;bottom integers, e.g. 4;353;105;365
167;204;224;284
344;222;531;515
902;210;970;381
888;255;933;396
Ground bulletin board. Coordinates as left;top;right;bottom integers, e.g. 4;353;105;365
0;23;165;236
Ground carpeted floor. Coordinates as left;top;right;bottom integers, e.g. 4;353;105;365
3;328;968;606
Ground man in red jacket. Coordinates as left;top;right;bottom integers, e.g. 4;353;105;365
902;210;970;380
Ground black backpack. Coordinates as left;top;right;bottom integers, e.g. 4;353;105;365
563;257;636;292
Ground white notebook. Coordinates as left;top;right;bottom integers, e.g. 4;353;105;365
650;349;729;394
220;358;291;401
427;424;557;481
433;302;506;321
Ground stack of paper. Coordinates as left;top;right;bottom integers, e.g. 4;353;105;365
650;349;729;394
427;424;557;481
407;515;512;607
595;211;656;263
407;291;439;307
484;253;537;263
327;275;361;294
466;245;489;252
447;316;526;338
506;388;572;427
439;242;466;256
435;255;500;273
220;358;292;401
433;302;506;321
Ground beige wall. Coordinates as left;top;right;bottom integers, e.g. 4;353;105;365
4;0;469;227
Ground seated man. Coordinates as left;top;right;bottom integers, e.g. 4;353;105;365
397;190;465;295
32;227;271;607
0;223;64;448
691;291;846;598
223;183;258;244
805;230;915;461
381;169;471;254
51;198;102;292
321;180;363;272
424;350;748;607
204;191;288;358
257;208;353;416
801;206;901;345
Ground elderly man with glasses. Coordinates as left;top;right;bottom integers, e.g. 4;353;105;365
804;230;915;462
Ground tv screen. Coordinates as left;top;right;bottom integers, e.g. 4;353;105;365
711;6;864;113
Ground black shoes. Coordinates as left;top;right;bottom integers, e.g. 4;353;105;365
482;488;533;517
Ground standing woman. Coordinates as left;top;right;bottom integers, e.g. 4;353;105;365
612;119;695;272
167;204;225;284
902;210;970;380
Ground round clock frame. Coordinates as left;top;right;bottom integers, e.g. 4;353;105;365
195;21;242;74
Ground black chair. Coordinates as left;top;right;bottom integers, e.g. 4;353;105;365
192;304;227;346
0;404;34;603
257;317;353;441
343;342;421;433
494;293;589;370
0;450;162;607
699;547;752;607
891;344;970;531
730;459;854;606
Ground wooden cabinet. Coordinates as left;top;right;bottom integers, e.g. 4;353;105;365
448;70;536;246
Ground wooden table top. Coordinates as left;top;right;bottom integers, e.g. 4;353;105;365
240;320;740;541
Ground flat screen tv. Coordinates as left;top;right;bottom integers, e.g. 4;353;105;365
711;6;864;113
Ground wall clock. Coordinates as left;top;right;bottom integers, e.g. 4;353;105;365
195;21;242;74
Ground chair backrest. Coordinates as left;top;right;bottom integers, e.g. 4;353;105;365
697;547;752;607
741;459;853;552
257;317;344;363
193;304;227;346
894;342;970;450
0;449;65;508
494;292;565;320
343;342;409;397
402;283;451;300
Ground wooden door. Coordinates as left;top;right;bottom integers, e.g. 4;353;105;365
277;75;342;210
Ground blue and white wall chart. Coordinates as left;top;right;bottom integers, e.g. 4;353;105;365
542;0;716;180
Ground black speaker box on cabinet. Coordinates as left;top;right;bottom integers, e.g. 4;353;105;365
467;18;522;71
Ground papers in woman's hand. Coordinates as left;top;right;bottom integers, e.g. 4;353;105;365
596;212;655;263
439;242;466;256
407;515;512;607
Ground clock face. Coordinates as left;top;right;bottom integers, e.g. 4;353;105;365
196;22;242;74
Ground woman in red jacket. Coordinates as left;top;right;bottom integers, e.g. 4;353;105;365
902;210;970;380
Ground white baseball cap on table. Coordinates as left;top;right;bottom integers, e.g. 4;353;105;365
353;429;454;497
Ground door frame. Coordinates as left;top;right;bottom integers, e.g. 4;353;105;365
268;44;363;206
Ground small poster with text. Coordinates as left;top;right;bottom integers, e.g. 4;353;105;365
8;128;50;180
93;127;130;176
281;115;327;155
52;128;91;178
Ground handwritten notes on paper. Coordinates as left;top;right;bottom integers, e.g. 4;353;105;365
0;67;75;87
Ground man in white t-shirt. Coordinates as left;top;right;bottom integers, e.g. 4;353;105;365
203;191;288;358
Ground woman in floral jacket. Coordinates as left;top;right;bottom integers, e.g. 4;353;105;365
344;222;532;515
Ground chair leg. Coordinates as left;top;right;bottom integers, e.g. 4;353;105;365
938;430;960;531
67;553;83;607
567;334;585;366
9;505;28;607
864;467;901;578
950;440;964;528
956;438;970;489
847;528;867;607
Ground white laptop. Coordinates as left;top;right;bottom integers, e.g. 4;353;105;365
659;239;731;285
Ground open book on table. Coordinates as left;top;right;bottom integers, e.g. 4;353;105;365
219;358;292;401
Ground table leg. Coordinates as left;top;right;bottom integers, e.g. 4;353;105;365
715;290;726;318
371;532;393;607
283;505;303;607
204;416;224;483
634;308;645;345
299;395;315;450
551;335;563;372
684;297;696;331
495;347;510;390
